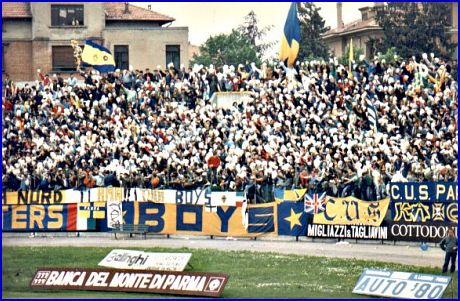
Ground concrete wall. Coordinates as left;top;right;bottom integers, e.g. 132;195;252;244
325;37;343;58
3;3;190;80
324;30;384;58
103;27;189;69
30;2;104;40
2;20;32;41
105;21;161;29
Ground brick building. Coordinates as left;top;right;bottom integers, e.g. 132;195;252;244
323;2;458;59
2;2;189;80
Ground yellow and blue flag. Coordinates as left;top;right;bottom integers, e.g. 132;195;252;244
279;2;300;67
81;40;116;73
277;201;308;236
274;188;306;203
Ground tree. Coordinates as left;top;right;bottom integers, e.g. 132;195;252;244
338;45;363;66
375;2;456;59
296;2;330;61
191;30;260;67
377;47;401;65
237;11;274;60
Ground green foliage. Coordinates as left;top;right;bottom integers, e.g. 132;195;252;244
237;11;274;60
191;30;260;67
375;2;456;59
338;45;364;66
2;246;458;298
297;2;330;61
377;47;401;65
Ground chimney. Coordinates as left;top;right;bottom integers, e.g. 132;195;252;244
124;2;130;14
147;4;151;10
337;2;344;29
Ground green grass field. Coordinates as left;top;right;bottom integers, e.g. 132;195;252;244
2;246;458;299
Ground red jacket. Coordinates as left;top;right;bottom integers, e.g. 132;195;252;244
207;156;221;169
39;73;50;86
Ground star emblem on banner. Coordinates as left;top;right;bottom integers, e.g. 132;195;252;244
284;209;302;230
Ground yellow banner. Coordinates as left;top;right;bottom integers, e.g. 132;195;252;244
122;202;277;237
313;197;390;226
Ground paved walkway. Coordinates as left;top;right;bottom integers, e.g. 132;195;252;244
2;233;443;268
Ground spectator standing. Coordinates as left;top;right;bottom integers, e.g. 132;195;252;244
207;151;221;185
440;228;458;273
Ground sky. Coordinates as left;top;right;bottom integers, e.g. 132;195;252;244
133;2;374;47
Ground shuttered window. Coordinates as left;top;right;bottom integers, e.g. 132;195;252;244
52;46;76;71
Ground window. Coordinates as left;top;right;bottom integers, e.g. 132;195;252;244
51;5;84;26
52;46;76;71
362;12;368;21
166;45;180;68
114;45;129;70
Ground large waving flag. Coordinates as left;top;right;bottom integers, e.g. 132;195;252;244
81;40;116;73
279;2;300;67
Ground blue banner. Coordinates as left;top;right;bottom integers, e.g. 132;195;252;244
390;182;457;202
390;202;457;223
277;201;308;236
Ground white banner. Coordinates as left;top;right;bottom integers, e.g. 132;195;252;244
106;200;123;229
98;249;192;271
5;187;246;206
210;92;251;109
353;269;451;299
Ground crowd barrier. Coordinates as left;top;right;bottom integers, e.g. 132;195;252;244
2;182;457;243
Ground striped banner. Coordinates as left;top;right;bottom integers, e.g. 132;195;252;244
366;97;378;131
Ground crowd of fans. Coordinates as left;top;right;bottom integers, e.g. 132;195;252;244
2;53;458;202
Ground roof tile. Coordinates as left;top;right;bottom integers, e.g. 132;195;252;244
2;2;174;23
324;18;380;37
2;2;31;18
104;3;174;22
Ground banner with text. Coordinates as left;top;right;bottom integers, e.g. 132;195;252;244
390;182;457;202
385;221;458;243
2;188;245;207
30;267;229;297
3;202;312;237
307;224;388;240
312;197;390;226
98;250;192;271
353;269;451;299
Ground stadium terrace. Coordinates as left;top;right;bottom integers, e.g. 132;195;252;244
2;55;457;202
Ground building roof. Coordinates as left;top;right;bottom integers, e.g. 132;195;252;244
2;2;175;24
323;18;381;40
104;3;174;23
2;2;31;19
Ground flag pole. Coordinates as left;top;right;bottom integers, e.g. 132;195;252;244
348;38;353;74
